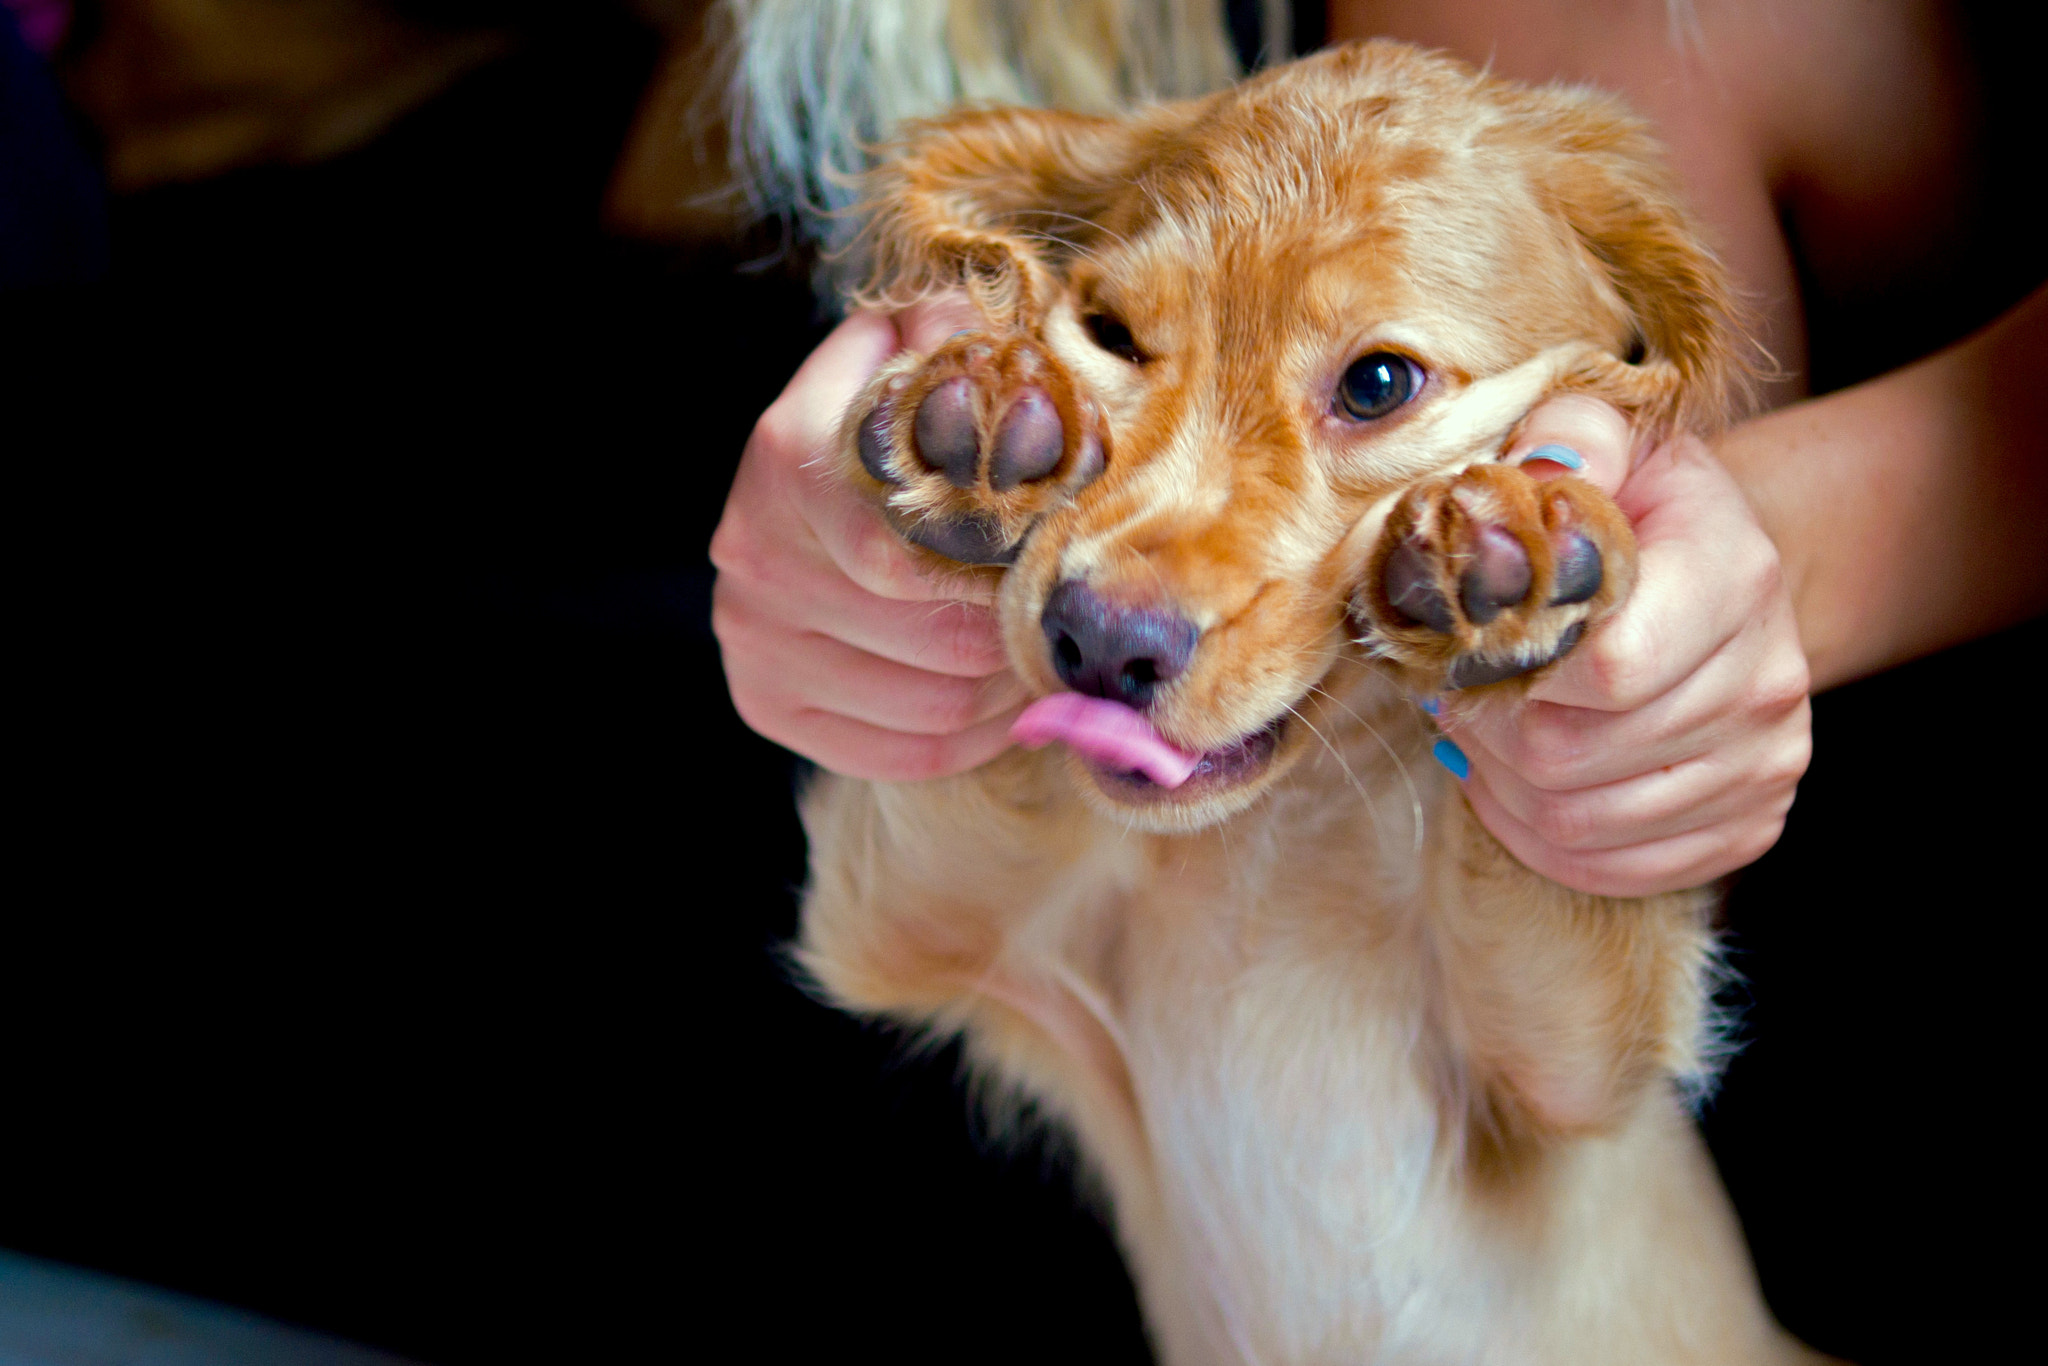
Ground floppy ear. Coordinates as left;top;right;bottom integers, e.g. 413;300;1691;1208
850;101;1205;329
1501;87;1750;435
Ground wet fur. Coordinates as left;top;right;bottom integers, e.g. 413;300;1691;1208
799;43;1816;1365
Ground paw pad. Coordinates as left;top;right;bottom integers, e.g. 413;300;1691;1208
853;333;1107;566
1353;462;1632;691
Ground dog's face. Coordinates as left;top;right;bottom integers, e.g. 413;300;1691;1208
858;44;1734;830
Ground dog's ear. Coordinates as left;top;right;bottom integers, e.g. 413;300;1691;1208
1501;87;1749;434
851;102;1204;329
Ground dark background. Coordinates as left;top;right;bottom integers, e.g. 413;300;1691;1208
5;5;2041;1364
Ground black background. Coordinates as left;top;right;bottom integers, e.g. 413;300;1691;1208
6;6;2042;1364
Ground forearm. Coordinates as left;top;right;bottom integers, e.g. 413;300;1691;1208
1716;284;2048;691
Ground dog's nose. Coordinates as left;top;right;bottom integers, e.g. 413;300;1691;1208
1040;580;1198;709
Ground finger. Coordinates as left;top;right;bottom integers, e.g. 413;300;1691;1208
896;292;986;352
1462;768;1793;897
1450;619;1795;789
805;474;1002;607
777;310;903;433
1529;444;1779;711
719;567;1009;677
752;312;999;609
735;627;1028;737
1504;394;1635;494
1459;726;1790;853
776;706;1023;784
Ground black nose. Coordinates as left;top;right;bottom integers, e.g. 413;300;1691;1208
1040;579;1198;709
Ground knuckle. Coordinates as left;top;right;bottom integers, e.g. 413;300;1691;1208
726;689;788;749
708;591;741;647
1729;818;1786;871
1736;526;1786;594
1507;718;1585;791
1541;847;1620;897
708;513;769;584
749;400;809;461
1577;616;1661;708
932;604;1001;670
848;519;924;599
925;676;985;734
885;735;959;784
707;522;743;577
1764;733;1813;789
921;602;977;662
1528;795;1599;852
1749;655;1812;718
709;579;778;656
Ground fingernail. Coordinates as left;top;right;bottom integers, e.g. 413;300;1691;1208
1520;443;1584;470
1418;695;1442;717
1431;737;1470;781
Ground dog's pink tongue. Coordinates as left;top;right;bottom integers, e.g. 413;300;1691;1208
1010;694;1201;788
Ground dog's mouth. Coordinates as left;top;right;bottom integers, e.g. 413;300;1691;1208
1012;693;1289;804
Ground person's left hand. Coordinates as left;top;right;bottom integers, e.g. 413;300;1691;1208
1432;397;1814;897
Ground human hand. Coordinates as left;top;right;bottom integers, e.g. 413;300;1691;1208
1431;397;1814;897
710;299;1029;781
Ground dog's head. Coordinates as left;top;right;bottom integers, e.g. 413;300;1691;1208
857;42;1741;830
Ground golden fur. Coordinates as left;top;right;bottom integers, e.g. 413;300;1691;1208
799;43;1821;1364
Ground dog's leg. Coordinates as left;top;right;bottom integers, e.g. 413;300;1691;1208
798;751;1154;1193
1422;785;1717;1142
1417;798;1840;1366
1344;459;1702;1130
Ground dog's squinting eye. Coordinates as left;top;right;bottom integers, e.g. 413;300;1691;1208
1085;313;1146;364
1336;352;1421;421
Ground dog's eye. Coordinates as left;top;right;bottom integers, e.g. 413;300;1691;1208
1336;352;1421;421
1085;313;1146;364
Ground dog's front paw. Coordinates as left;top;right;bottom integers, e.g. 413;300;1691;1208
1350;464;1635;691
848;332;1106;565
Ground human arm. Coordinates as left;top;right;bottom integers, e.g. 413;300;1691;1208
1444;284;2048;895
1721;284;2048;692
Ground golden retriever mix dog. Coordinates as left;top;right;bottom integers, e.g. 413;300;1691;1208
799;41;1819;1365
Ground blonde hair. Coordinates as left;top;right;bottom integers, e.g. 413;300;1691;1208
718;0;1285;252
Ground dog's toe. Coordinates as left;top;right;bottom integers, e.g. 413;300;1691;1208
990;388;1065;489
1445;621;1585;689
914;376;983;487
897;511;1020;565
857;381;908;485
1459;524;1533;624
1548;530;1602;606
1356;462;1634;692
852;332;1106;566
1383;537;1458;632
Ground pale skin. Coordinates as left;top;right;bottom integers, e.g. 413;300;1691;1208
711;0;2046;897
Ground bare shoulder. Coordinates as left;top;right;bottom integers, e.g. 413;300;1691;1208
1330;0;2014;394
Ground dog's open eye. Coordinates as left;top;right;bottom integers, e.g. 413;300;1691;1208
1336;352;1421;421
1085;313;1146;364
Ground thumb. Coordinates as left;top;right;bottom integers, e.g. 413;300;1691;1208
896;291;988;352
1503;394;1636;496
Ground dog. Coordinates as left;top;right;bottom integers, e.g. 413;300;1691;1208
798;41;1820;1365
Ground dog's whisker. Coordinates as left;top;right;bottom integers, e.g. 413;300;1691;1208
1011;228;1116;270
1308;683;1427;858
1007;207;1135;252
1283;701;1388;851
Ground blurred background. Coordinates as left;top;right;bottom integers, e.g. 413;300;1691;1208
3;2;2039;1363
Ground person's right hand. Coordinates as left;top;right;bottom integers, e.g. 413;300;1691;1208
710;300;1030;781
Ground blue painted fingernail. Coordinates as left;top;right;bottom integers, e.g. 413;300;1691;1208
1431;737;1470;781
1521;443;1584;470
1419;695;1442;717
